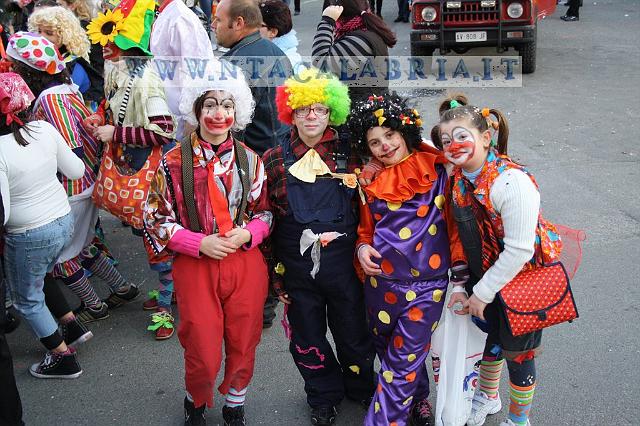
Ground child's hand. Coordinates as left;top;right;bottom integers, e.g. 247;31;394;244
447;291;468;315
464;294;488;320
358;159;384;186
357;244;382;276
223;228;251;249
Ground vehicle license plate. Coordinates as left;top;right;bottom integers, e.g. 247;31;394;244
455;31;487;42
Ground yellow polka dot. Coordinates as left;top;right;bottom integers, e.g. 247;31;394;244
374;402;381;413
383;370;394;383
434;194;445;209
428;224;437;235
433;289;443;302
378;310;391;324
407;353;417;362
387;201;402;211
403;396;414;406
349;365;360;374
399;227;412;239
405;290;417;301
432;321;439;332
373;327;378;335
410;268;420;277
370;277;378;288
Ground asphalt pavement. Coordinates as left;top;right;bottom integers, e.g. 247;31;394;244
7;0;640;425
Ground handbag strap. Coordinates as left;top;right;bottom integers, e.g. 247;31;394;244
179;138;251;233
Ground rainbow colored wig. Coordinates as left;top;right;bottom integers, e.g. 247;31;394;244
275;67;350;126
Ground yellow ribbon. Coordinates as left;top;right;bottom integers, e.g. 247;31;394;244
289;148;332;183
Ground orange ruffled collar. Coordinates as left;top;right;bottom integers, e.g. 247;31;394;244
364;150;445;203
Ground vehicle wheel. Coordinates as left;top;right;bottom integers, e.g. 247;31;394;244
518;27;537;74
410;44;436;57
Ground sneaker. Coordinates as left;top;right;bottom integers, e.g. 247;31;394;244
222;405;245;426
467;390;502;426
184;397;206;426
560;14;579;21
104;284;140;309
499;419;531;426
60;318;93;348
410;398;434;426
148;309;175;340
310;406;337;426
75;303;109;323
29;349;82;379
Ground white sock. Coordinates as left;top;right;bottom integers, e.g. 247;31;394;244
224;387;247;408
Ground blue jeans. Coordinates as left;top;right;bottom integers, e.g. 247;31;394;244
4;213;74;339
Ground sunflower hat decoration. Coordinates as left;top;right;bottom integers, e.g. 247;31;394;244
349;92;424;156
86;0;155;55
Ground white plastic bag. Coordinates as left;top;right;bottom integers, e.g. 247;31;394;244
431;290;487;426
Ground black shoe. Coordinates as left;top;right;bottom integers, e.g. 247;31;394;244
310;406;337;426
29;348;82;379
409;398;434;426
75;303;109;323
60;318;93;348
402;17;410;23
560;14;579;21
3;307;21;334
394;16;403;22
262;321;273;329
294;9;300;15
184;397;206;426
222;405;245;426
104;284;140;309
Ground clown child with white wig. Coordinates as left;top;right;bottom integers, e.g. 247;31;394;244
144;61;272;426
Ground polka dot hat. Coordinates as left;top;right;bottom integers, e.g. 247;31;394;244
6;32;66;75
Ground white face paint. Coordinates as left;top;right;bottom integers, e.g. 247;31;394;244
441;125;477;166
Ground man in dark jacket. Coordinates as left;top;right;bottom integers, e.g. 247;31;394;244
213;0;292;328
213;0;292;156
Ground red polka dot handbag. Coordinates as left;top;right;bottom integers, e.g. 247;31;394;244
497;262;579;336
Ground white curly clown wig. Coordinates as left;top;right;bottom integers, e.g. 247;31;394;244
178;60;255;133
28;6;90;61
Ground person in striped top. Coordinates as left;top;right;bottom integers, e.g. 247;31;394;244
8;32;136;324
312;0;397;103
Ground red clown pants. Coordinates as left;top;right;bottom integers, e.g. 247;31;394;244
173;249;268;408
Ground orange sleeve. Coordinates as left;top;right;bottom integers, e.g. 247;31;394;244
444;179;467;265
357;201;375;248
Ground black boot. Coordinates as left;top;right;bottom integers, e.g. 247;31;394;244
222;405;245;426
184;397;206;426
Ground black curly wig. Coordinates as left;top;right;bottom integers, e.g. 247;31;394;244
349;92;424;158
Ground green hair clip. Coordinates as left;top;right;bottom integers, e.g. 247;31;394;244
450;100;460;109
490;138;497;147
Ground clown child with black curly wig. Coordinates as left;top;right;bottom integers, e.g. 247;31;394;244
350;92;469;426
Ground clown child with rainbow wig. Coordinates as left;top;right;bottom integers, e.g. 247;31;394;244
262;67;376;426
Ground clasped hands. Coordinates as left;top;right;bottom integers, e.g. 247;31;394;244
358;243;488;318
198;228;251;260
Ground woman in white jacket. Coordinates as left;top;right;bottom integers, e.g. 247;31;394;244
259;0;304;72
0;72;88;379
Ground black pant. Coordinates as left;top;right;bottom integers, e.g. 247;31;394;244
285;267;375;407
369;0;383;16
397;0;409;19
263;294;278;325
0;279;24;426
294;0;300;12
43;275;72;319
567;0;580;17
